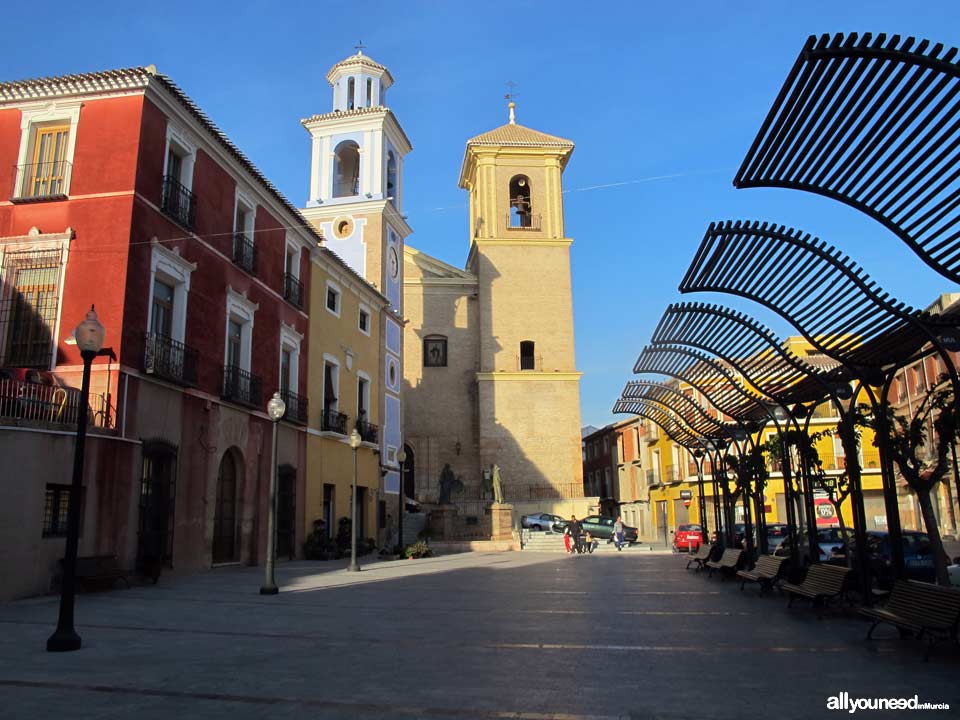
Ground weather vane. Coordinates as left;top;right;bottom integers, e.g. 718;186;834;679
354;40;367;54
504;80;519;102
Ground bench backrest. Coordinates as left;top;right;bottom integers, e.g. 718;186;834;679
719;548;742;567
694;544;713;560
887;580;960;630
801;562;850;593
753;554;786;576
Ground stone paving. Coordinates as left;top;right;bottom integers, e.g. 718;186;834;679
0;551;957;719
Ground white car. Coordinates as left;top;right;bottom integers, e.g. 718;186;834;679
521;513;563;532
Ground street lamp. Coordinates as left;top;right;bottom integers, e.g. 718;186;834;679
348;428;362;572
47;306;105;653
260;391;286;595
397;447;407;555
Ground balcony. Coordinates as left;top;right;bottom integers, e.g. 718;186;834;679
0;375;110;429
646;469;659;486
516;354;543;371
504;213;542;231
12;161;72;202
283;272;303;309
221;365;262;408
356;418;378;444
161;175;196;230
321;407;348;434
279;389;308;425
232;233;257;275
144;333;198;387
663;464;680;484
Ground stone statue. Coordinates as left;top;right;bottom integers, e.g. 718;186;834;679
491;463;505;504
437;463;463;505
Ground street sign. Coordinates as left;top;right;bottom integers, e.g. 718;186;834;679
680;490;692;499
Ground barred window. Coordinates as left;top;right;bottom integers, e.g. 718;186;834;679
423;335;447;367
0;249;63;368
43;484;76;537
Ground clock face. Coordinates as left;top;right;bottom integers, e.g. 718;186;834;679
389;247;399;279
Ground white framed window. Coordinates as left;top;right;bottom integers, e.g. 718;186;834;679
147;240;195;343
0;227;71;369
358;304;371;335
234;187;256;241
325;280;341;317
14;102;82;199
357;370;371;421
279;323;303;395
162;121;197;191
224;286;258;371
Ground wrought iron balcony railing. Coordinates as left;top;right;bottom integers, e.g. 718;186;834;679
0;377;109;429
320;408;348;434
279;389;308;425
646;469;659;486
221;365;262;408
12;161;72;201
161;175;196;230
144;333;199;386
283;272;303;309
505;213;542;231
663;464;680;484
232;233;257;275
356;418;378;444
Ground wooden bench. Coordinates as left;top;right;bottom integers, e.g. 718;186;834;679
782;563;850;608
67;555;130;590
737;554;787;594
859;580;960;660
706;548;742;579
685;543;714;571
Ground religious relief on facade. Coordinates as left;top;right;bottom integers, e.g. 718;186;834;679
437;463;463;505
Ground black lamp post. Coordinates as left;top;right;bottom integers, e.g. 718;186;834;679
260;391;286;595
348;428;361;572
397;447;407;555
47;306;105;653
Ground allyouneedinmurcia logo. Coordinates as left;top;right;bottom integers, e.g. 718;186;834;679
827;692;950;713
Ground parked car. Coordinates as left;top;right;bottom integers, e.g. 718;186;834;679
847;530;936;589
521;512;563;532
765;523;790;553
673;524;704;551
579;515;639;544
773;527;848;562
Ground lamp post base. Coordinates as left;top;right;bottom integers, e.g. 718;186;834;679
347;564;361;572
47;629;82;652
259;585;279;595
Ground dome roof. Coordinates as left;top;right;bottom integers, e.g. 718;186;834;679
326;51;394;87
467;122;573;148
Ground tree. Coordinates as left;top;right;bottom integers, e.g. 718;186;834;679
859;377;958;587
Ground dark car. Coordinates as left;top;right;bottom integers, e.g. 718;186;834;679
848;530;936;589
578;515;639;544
773;527;848;562
765;523;790;553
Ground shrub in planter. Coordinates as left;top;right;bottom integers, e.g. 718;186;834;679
304;519;337;560
404;540;432;559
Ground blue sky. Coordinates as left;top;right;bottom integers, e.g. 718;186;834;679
4;1;959;427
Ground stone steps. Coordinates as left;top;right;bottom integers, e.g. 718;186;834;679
521;532;657;553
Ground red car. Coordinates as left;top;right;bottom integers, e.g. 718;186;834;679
673;524;704;551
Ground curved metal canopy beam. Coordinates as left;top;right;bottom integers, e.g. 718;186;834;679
735;32;960;284
651;302;841;407
679;220;957;377
622;380;726;438
633;343;769;424
612;399;702;449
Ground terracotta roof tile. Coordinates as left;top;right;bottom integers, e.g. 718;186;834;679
326;53;394;86
467;122;573;148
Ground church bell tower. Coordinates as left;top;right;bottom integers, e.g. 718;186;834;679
459;102;583;497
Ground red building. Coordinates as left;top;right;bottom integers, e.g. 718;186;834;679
0;67;317;598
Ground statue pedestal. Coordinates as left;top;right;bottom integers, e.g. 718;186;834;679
490;503;514;541
432;504;456;540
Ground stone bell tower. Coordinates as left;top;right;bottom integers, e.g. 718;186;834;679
459;101;583;499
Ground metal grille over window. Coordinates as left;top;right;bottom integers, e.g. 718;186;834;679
423;336;447;367
0;249;62;368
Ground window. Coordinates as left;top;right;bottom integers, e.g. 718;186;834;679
347;78;356;110
357;373;370;419
227;320;242;367
43;484;81;537
358;306;370;335
424;335;447;367
333;141;360;197
283;235;303;308
224;287;257;373
279;323;303;398
13;102;81;200
151;280;174;337
0;248;63;368
280;348;291;393
161;122;197;229
366;78;373;107
520;340;536;370
386;151;398;203
321;354;345;434
325;281;341;316
232;190;256;274
509;175;532;228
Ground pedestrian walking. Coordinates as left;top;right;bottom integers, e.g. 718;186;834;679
568;515;583;554
613;516;625;551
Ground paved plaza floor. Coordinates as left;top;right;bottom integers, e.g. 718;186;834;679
0;551;957;719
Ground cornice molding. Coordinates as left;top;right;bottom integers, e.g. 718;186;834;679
476;372;582;382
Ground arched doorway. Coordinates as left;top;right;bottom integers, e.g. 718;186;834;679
213;450;240;563
402;443;415;501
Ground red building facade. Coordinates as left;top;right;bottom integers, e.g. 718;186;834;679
0;68;317;597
